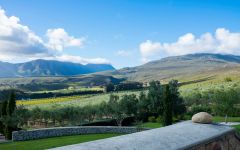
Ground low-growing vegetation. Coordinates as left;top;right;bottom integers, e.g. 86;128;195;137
0;133;121;150
1;78;240;141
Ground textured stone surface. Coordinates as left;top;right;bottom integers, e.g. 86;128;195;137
51;121;237;150
12;126;147;141
192;112;213;124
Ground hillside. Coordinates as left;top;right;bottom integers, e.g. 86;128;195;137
109;53;240;82
0;59;115;77
1;53;240;92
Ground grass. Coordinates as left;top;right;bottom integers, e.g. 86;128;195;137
137;122;163;128
213;116;240;123
233;125;240;132
0;133;121;150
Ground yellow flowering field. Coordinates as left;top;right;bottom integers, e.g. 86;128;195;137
16;95;87;106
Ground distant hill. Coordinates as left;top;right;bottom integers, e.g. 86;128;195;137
0;59;115;77
108;53;240;82
1;53;240;92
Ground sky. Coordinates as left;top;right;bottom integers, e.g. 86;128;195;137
0;0;239;68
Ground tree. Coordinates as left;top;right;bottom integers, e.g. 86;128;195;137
107;94;124;126
105;83;115;93
213;88;239;123
137;91;150;121
0;90;18;140
0;100;8;135
147;81;164;115
119;94;138;117
168;80;186;119
7;91;16;116
163;84;173;126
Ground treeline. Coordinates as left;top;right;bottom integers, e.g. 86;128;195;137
19;90;103;99
0;91;18;140
0;80;186;140
105;81;143;92
182;85;240;118
0;89;103;100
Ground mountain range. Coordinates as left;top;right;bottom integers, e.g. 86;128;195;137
1;53;240;91
0;59;115;77
105;53;240;82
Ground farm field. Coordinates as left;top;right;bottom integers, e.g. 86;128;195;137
17;90;142;109
0;134;122;150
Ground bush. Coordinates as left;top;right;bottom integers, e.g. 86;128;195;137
148;116;156;123
156;116;162;123
188;105;212;116
224;77;232;82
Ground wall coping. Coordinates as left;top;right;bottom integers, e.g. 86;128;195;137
12;126;147;141
51;121;236;150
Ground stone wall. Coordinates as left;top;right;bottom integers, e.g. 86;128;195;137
50;121;240;150
12;126;147;141
193;132;240;150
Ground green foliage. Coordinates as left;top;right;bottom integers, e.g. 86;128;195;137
137;91;150;121
0;134;121;150
233;125;240;132
188;105;212;116
119;94;138;116
213;88;239;117
148;116;156;123
105;83;115;93
169;80;186;118
156;116;162;123
147;80;163;114
7;91;16;115
114;82;143;91
1;100;7;116
0;90;18;140
163;84;173;126
137;122;163;129
224;77;232;82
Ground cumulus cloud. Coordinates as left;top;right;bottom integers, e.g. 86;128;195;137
0;8;48;56
0;8;108;64
52;55;110;64
116;50;132;57
140;28;240;62
46;28;85;51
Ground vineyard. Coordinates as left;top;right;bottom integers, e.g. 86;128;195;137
17;90;142;109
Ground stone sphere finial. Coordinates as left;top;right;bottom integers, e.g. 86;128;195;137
192;112;213;124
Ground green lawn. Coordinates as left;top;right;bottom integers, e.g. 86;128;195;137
137;122;163;128
233;125;240;132
213;116;240;122
0;133;121;150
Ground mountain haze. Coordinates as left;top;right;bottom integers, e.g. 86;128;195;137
0;59;115;77
108;53;240;82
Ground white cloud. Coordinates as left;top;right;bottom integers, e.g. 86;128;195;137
52;55;110;64
0;8;48;56
140;28;240;62
139;40;162;57
0;8;109;64
46;28;85;51
116;50;132;57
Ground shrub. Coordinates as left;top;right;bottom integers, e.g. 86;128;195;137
224;77;232;82
188;105;212;116
148;116;156;123
156;116;162;123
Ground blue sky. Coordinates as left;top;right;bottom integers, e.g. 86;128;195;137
0;0;239;68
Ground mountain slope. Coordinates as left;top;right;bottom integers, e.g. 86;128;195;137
108;53;240;82
0;59;115;77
